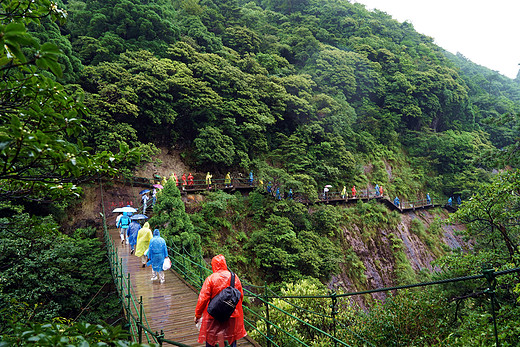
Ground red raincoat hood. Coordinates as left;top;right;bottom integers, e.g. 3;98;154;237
211;254;228;273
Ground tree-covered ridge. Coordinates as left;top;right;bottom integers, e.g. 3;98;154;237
49;0;518;198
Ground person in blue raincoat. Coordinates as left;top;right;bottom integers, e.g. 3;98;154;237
147;229;169;284
127;220;141;254
288;189;293;200
426;193;431;204
275;187;281;200
456;196;461;205
447;197;452;206
249;171;254;186
375;184;380;197
394;196;400;207
266;181;272;194
117;212;131;244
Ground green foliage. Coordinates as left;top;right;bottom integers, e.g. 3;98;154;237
252;278;356;346
451;169;520;261
149;177;195;240
0;320;139;346
353;289;450;346
0;214;119;325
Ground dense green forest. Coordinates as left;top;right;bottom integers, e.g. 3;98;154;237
1;0;520;345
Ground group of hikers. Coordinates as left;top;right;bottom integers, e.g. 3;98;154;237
116;212;168;284
114;208;246;346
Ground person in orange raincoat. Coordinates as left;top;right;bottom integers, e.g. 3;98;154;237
351;185;357;197
194;254;247;347
188;173;194;186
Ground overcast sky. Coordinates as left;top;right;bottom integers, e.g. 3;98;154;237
352;0;520;79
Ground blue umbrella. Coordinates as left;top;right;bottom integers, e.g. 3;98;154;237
139;189;150;195
130;214;148;220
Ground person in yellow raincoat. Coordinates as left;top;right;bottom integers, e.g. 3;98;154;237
341;186;347;199
206;172;213;189
224;172;231;188
135;222;153;267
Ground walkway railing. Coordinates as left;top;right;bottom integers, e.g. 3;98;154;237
167;239;520;347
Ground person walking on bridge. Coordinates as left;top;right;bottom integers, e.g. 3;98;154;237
341;186;347;199
135;222;153;268
127;220;141;254
188;173;194;187
147;229;168;284
117;212;131;244
375;184;380;197
194;254;247;347
351;185;357;198
426;193;431;205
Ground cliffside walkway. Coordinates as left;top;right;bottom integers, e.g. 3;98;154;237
106;224;258;347
121;175;452;213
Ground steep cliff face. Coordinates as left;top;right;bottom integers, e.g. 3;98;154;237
331;208;466;307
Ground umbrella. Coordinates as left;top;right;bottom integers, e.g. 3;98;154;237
130;214;148;220
324;185;333;188
139;189;150;195
112;206;137;213
153;184;163;189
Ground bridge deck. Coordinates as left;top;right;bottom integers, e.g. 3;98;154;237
108;226;257;346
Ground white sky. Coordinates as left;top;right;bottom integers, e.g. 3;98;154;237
352;0;520;79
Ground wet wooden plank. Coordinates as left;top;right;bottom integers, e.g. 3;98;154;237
108;226;257;346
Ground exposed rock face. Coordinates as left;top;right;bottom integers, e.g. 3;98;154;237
332;208;466;308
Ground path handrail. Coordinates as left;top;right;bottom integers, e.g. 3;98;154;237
166;235;520;347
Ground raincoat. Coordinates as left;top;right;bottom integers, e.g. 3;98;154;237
351;186;357;197
225;172;231;186
127;221;141;248
188;173;194;186
341;186;346;198
195;255;246;346
206;172;213;186
135;222;153;257
375;184;380;196
117;212;131;230
182;173;187;186
147;229;168;271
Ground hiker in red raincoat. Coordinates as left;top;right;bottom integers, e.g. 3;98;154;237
173;172;179;186
181;173;187;189
351;185;357;197
194;254;247;347
188;173;194;186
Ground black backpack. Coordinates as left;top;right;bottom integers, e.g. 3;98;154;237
207;271;241;322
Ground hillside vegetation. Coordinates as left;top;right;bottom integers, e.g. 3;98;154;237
1;0;520;345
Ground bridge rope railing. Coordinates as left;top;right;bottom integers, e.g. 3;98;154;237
166;236;520;347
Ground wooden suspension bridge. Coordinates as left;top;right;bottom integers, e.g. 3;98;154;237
107;224;258;346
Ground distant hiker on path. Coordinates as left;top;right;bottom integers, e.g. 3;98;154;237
225;172;231;187
351;186;357;198
341;186;347;199
206;172;213;189
188;173;194;187
182;173;187;190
